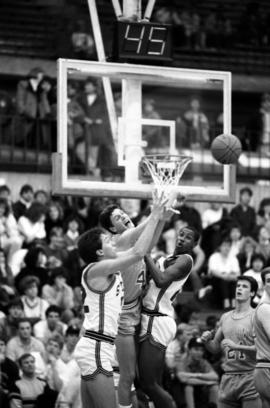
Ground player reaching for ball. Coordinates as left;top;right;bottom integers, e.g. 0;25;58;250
138;225;200;408
74;191;167;408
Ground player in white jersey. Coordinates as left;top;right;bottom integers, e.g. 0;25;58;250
138;225;200;408
201;276;262;408
74;193;166;408
99;204;152;408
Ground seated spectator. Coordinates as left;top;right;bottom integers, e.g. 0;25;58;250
42;267;74;311
202;202;228;229
45;335;66;392
208;237;240;309
230;187;256;238
33;305;67;345
9;353;58;408
0;298;24;341
0;184;12;208
183;97;210;149
20;275;49;324
244;253;265;305
228;224;243;258
70;19;96;60
175;337;219;408
0;198;23;276
256;226;270;265
0;335;20;408
60;325;80;364
45;227;69;267
15;245;49;293
34;190;50;207
63;215;82;251
45;201;65;238
18;203;47;247
13;184;34;221
6;318;45;363
237;236;258;274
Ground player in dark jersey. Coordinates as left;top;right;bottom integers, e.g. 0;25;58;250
74;193;166;408
138;225;200;408
253;267;270;408
201;275;261;408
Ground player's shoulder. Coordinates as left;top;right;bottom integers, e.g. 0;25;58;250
220;309;233;322
257;302;270;316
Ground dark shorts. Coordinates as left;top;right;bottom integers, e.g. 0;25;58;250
219;371;259;404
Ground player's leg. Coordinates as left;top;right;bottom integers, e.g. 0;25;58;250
86;373;117;408
81;379;94;408
115;333;137;407
254;368;270;408
138;338;176;408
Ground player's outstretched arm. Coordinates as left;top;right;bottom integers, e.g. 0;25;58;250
92;194;166;278
115;216;150;248
144;253;193;288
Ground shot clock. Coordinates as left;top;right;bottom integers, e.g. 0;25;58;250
113;21;172;63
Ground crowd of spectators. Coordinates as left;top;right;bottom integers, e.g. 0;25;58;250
0;178;269;407
153;1;270;51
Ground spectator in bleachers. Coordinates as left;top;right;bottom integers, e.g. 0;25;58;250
70;19;96;60
230;187;256;237
45;201;65;238
0;184;12;207
244;253;265;304
33;305;67;345
63;215;81;251
228;224;242;257
34;189;50;207
183;96;210;149
41;267;74;311
255;225;270;265
14;67;45;148
175;337;219;408
0;335;20;408
17;202;47;247
6;318;45;363
75;77;117;179
13;184;34;221
202;202;228;229
45;334;66;392
237;236;258;273
67;80;84;152
20;275;49;324
45;227;69;268
37;76;56;149
208;237;240;309
15;246;49;293
142;98;165;152
0;298;24;341
9;353;58;408
60;325;80;364
0;197;23;274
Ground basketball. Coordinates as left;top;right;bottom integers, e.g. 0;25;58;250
211;134;242;164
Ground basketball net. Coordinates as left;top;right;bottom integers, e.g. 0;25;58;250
142;154;192;207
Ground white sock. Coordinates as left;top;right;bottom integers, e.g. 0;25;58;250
118;405;132;408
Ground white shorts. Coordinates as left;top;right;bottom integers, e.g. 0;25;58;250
74;336;114;380
139;313;177;349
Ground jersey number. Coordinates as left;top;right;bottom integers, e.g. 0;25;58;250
136;271;145;288
227;343;246;361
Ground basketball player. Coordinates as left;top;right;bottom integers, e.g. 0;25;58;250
253;267;270;408
99;203;153;408
138;225;200;408
74;193;166;408
201;276;262;408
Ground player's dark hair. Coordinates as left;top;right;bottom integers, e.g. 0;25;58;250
99;204;119;233
237;275;258;296
78;227;104;264
261;267;270;284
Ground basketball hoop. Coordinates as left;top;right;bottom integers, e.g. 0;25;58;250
141;154;192;207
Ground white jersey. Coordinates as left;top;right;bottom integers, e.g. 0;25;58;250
142;254;193;318
81;263;124;339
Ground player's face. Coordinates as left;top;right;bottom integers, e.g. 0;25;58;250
174;227;196;255
110;208;134;233
235;280;252;302
101;234;117;258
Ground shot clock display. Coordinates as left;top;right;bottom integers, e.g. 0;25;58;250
113;21;172;63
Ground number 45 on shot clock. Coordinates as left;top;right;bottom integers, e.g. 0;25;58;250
113;20;173;62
